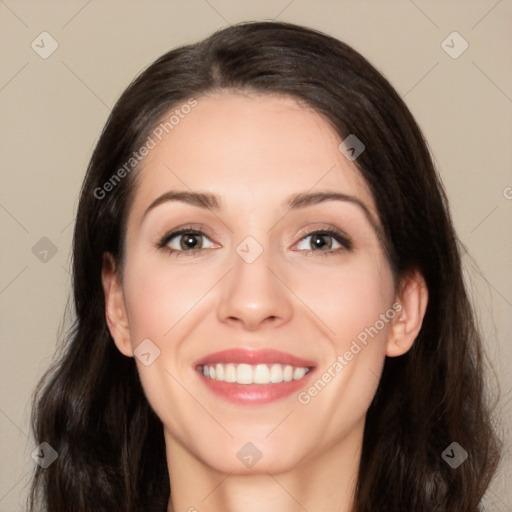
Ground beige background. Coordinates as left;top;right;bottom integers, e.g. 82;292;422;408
1;0;511;510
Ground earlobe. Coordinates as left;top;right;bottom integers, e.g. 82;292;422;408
386;270;429;357
101;253;133;357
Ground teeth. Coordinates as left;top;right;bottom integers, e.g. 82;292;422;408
270;364;283;383
237;364;253;384
254;364;270;384
224;363;237;383
293;367;307;380
283;365;294;382
215;363;224;381
200;363;311;384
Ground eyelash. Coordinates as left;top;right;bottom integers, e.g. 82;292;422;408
157;227;353;257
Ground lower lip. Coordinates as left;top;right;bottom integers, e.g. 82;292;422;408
197;368;315;405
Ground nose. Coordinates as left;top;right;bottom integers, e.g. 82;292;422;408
216;246;294;331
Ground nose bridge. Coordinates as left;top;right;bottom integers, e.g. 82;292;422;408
216;236;293;329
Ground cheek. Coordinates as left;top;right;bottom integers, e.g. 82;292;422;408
292;252;395;345
120;259;212;442
291;254;394;432
122;256;218;345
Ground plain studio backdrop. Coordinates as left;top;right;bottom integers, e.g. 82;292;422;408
0;1;511;510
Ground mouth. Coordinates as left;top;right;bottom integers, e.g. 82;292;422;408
198;362;311;384
194;349;316;404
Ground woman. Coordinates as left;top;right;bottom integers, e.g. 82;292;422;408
28;21;501;511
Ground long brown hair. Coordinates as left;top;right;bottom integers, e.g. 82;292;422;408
28;21;501;511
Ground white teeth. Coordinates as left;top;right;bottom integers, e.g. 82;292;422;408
200;363;311;384
293;367;307;380
224;363;237;383
253;364;271;384
237;364;253;384
215;363;224;381
270;364;283;383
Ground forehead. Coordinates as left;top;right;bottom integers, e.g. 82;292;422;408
129;92;376;220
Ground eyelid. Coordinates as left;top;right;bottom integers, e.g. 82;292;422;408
157;225;220;252
295;223;352;244
291;224;353;250
157;223;352;255
157;223;214;244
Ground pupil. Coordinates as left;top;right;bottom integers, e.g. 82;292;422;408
182;234;199;249
313;234;330;249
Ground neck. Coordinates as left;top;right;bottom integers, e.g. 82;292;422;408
165;423;362;512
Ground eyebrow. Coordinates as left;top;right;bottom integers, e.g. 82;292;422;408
141;190;381;235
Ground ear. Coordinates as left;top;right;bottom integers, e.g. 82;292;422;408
101;253;133;357
386;269;428;357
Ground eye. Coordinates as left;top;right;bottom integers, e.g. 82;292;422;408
157;227;351;257
294;229;352;255
158;229;218;255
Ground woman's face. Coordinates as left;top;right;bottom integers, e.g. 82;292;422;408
105;92;407;475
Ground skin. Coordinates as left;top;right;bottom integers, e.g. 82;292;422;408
102;92;428;512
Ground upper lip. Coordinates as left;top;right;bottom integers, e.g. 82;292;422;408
194;348;316;368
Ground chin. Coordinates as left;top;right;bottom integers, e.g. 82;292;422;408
192;435;310;476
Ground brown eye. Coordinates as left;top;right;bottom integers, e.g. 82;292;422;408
295;229;351;253
309;234;334;250
178;233;202;250
159;229;217;255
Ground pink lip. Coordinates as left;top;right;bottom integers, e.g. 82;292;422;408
194;348;316;368
193;349;316;405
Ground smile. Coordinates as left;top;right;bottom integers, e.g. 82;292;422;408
199;363;311;384
194;348;316;404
